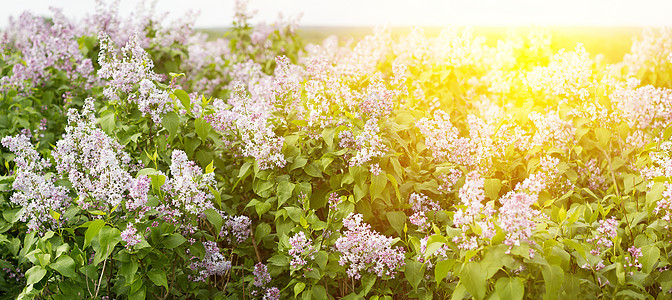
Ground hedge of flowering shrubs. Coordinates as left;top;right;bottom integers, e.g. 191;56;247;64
3;1;672;299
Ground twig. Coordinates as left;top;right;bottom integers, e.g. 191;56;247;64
250;231;262;263
93;246;109;299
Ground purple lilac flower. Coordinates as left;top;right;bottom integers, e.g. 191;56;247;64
207;82;286;170
1;135;70;232
221;215;252;244
335;213;406;279
342;118;388;167
126;175;150;216
52;98;133;211
189;241;231;282
0;9;95;94
288;231;317;269
328;192;342;211
253;262;271;287
121;224;142;248
263;287;280;300
587;217;618;256
157;150;216;226
97;32;171;124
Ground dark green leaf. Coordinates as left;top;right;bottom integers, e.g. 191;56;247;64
49;255;76;278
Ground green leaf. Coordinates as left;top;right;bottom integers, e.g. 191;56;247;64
405;259;424;292
291;119;308;127
49;255;76;278
99;110;116;135
451;283;468;300
460;261;485;300
174;89;191;112
277;181;295;207
484;178;501;200
386;173;402;202
195;118;211;142
268;254;289;267
312;285;327;300
495;277;524;300
360;274;376;297
164;233;187;249
121;260;139;283
595;127;611;148
3;208;22;223
285;207;303;223
315;251;328;269
147;269;168;290
435;259;453;284
563;239;585;260
255;201;272;217
541;264;564;300
129;284;146;300
291;157;308;170
322;127;336;148
162;111;179;139
304;162;322;178
370;172;387;200
660;270;672;294
386;211;406;236
84;219;105;249
204;209;222;231
25;265;46;285
94;227;121;265
255;223;271;243
639;245;660;274
294;282;306;298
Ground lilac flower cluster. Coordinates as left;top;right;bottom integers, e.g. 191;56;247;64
120;223;142;249
328;192;342;211
655;184;672;223
1;264;24;282
263;287;280;300
416;110;476;167
454;171;493;228
253;262;272;287
288;231;317;269
98;32;171;123
0;9;95;94
126;175;151;217
578;159;608;191
335;213;406;279
251;261;280;300
52;98;133;211
437;168;462;194
498;156;560;248
221;215;252;244
625;246;643;275
189;241;231;282
640;141;672;180
158;150;216;226
416;235;450;268
408;193;441;232
528;111;576;151
339;118;388;167
498;192;540;247
587;217;618;257
612;82;672;130
1;135;70;232
451;170;497;250
208;82;286;170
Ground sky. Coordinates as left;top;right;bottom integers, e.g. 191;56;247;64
1;0;672;28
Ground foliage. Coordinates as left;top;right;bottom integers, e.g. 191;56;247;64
1;1;672;299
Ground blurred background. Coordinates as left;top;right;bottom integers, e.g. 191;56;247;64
2;0;672;62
